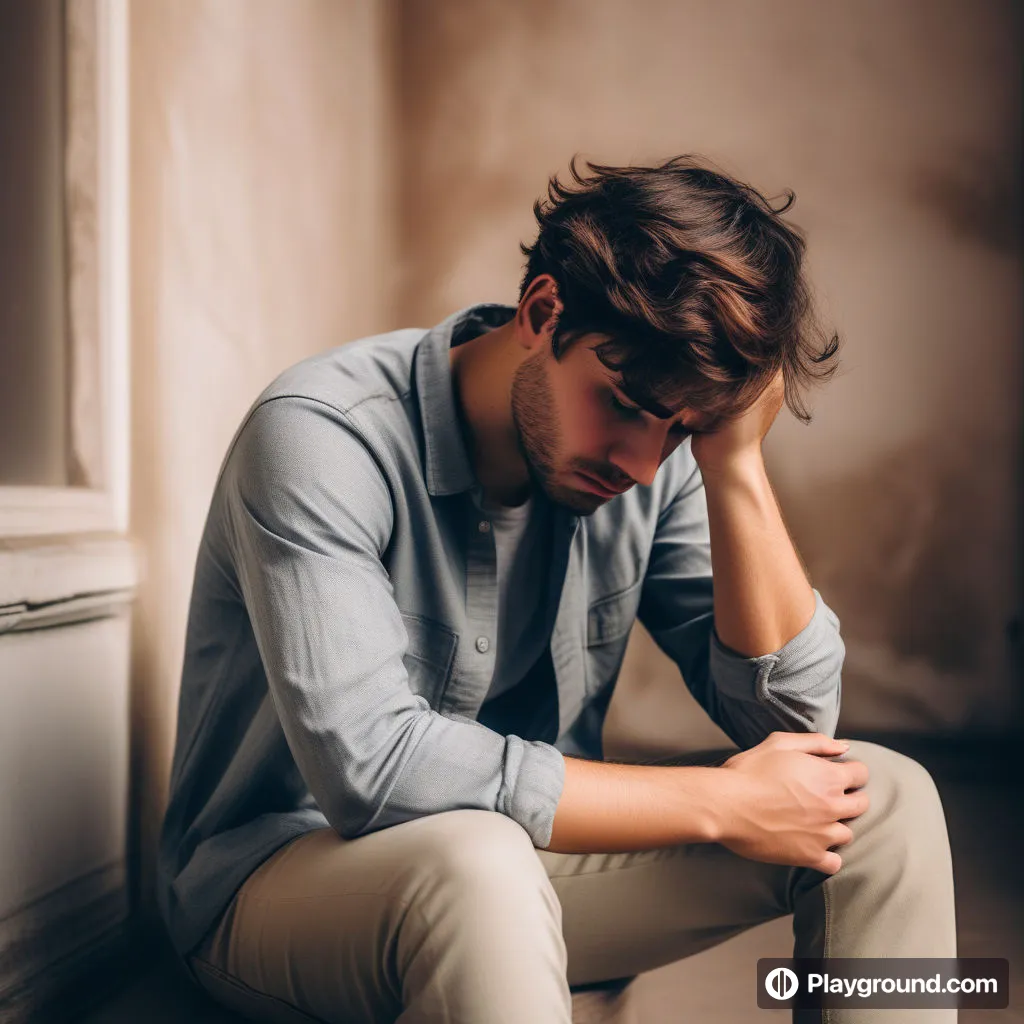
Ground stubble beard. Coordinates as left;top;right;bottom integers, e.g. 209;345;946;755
510;350;603;516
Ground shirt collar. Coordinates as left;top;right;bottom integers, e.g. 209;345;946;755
414;302;517;497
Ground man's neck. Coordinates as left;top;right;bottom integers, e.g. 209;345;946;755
448;320;532;507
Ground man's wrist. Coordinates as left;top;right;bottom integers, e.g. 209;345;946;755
693;444;765;487
669;764;735;844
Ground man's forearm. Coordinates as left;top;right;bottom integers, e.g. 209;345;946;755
547;754;723;853
700;451;816;658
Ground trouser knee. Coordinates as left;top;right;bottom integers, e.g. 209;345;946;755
392;809;563;933
831;740;954;897
391;810;571;1018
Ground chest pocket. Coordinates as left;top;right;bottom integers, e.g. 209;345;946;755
400;612;458;707
585;578;643;693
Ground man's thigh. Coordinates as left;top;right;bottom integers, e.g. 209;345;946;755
188;808;569;1024
189;826;411;1024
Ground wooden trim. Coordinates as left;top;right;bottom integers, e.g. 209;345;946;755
0;861;132;1024
0;534;139;608
66;0;103;491
0;488;119;539
0;590;134;635
96;0;130;533
0;0;129;539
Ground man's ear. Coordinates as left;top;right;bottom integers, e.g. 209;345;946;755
519;275;562;348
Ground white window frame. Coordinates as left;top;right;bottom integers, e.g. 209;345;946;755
0;0;128;539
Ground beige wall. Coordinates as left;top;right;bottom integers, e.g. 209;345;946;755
392;0;1023;751
128;0;395;913
126;0;1021;914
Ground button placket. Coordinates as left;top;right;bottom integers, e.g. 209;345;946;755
463;495;498;696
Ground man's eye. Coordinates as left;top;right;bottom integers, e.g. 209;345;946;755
609;393;643;419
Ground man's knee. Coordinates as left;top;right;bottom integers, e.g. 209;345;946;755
843;740;951;859
393;809;557;912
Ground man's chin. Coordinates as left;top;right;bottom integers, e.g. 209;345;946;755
524;459;605;516
543;479;605;516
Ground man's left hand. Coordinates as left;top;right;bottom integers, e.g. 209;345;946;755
690;369;785;476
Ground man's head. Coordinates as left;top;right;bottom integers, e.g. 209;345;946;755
507;155;839;515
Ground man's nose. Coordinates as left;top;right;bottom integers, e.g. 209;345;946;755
608;425;672;489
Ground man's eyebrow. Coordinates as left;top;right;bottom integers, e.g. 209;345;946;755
607;373;720;431
592;346;720;428
607;375;679;420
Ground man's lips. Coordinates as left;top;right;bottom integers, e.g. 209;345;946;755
575;470;632;497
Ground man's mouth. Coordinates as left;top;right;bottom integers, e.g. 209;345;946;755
575;470;632;498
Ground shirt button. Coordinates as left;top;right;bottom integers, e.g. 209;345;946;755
478;520;491;533
475;636;490;654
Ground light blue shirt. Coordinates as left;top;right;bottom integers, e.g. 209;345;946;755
157;303;845;958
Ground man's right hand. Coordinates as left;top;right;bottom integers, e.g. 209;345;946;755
713;732;870;875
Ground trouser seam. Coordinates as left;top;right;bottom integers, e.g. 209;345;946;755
822;878;833;1024
540;843;693;880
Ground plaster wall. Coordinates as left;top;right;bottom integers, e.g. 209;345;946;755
392;0;1023;748
128;0;396;909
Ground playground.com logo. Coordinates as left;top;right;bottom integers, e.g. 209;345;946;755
756;958;1008;1011
764;966;799;1000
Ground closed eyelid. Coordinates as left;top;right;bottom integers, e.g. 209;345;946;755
607;388;642;413
606;378;707;432
612;389;690;431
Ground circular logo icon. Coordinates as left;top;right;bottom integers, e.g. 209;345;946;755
765;967;800;1001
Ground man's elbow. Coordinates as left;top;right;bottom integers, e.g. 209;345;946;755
765;633;845;737
319;797;377;842
323;786;436;842
309;775;399;841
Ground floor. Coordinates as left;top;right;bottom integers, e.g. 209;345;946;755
77;735;1023;1023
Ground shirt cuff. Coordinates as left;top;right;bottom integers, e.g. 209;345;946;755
499;736;566;848
709;588;842;707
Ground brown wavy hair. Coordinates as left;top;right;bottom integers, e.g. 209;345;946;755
518;155;840;424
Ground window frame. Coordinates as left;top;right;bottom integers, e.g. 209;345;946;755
0;0;128;539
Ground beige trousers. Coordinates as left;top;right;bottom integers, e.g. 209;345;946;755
187;740;957;1023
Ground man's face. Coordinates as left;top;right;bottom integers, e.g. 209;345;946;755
510;334;713;515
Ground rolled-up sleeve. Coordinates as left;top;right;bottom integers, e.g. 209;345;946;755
708;589;844;739
221;397;566;847
638;451;844;749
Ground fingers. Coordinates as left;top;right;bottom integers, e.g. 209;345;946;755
815;850;842;875
811;822;854;876
839;758;870;791
836;790;870;821
827;822;855;848
766;731;850;757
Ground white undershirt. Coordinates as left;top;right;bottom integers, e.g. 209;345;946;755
480;491;552;702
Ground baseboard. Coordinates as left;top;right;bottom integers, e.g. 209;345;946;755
0;860;147;1024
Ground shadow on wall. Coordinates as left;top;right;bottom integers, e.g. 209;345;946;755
774;427;1022;735
607;422;1022;759
906;143;1023;257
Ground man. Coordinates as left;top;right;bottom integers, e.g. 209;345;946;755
159;156;956;1023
